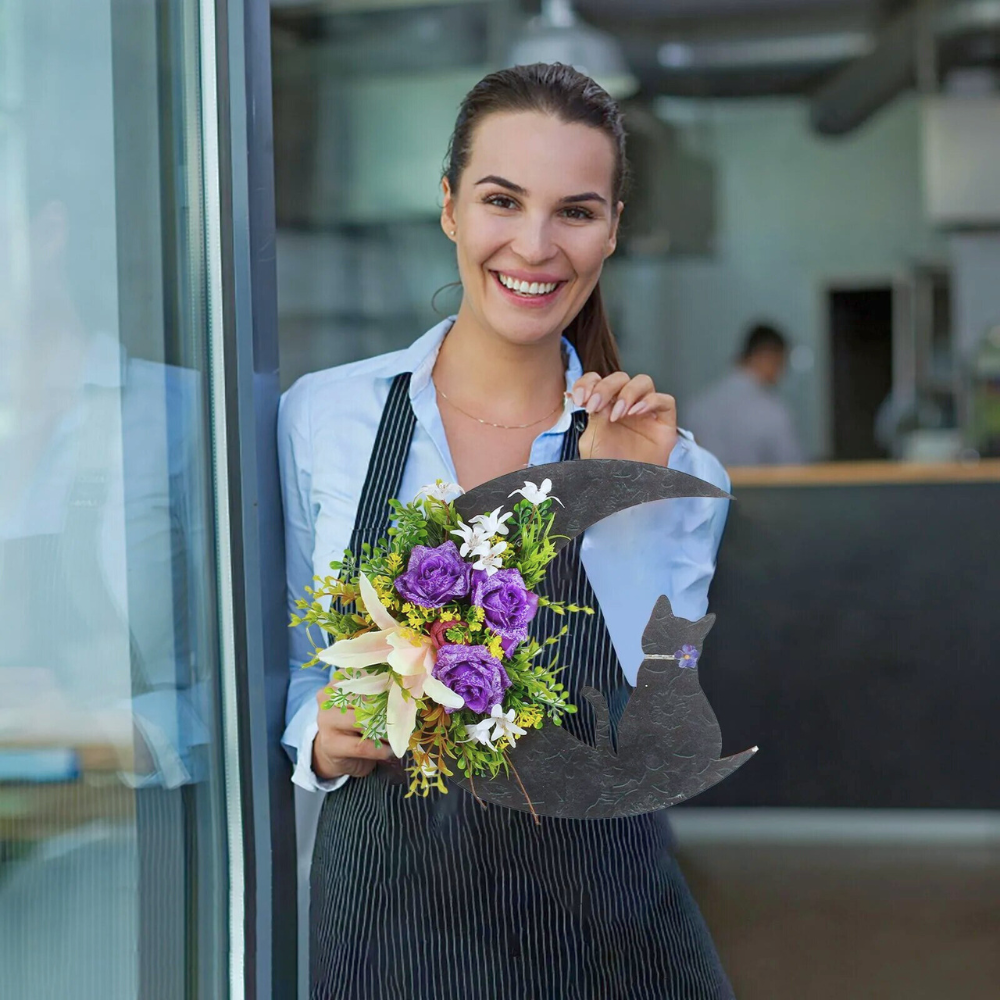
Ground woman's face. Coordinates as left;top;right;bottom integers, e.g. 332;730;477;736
441;111;622;349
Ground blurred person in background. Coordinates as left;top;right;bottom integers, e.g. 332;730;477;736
687;322;805;467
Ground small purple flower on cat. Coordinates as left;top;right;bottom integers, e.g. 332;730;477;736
675;645;700;668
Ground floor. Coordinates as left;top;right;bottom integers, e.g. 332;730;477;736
674;811;1000;1000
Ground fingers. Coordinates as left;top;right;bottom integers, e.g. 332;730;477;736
316;690;363;730
336;758;378;779
312;739;381;781
570;372;601;409
323;728;394;761
630;391;677;427
314;691;395;781
574;372;629;417
572;372;666;422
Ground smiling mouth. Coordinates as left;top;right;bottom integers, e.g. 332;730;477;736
491;271;566;299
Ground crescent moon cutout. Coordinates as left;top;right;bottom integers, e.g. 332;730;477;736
454;459;732;554
448;459;753;819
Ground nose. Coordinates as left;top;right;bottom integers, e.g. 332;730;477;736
509;212;556;266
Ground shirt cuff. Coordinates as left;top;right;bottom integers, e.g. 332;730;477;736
291;717;350;794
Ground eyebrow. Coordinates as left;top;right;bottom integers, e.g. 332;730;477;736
475;175;608;207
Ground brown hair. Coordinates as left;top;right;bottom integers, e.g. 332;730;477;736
444;63;628;376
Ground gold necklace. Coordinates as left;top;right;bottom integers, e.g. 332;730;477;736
437;387;566;430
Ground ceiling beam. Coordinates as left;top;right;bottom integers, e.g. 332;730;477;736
577;0;877;19
271;0;492;13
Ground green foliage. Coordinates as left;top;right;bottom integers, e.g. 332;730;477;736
290;485;592;797
506;497;561;589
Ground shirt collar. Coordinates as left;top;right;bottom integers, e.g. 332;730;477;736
392;315;584;422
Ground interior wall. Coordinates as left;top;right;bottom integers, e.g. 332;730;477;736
603;94;948;460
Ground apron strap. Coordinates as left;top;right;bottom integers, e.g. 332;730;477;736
348;371;417;554
562;410;586;460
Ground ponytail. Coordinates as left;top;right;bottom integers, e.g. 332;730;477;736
563;283;621;377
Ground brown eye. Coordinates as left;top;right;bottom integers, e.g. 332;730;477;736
561;207;595;221
484;194;518;210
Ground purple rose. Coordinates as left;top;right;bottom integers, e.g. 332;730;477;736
394;541;471;609
471;568;539;656
432;644;510;715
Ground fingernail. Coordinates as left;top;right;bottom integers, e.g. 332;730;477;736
573;388;585;408
585;393;602;414
611;399;627;423
627;401;647;417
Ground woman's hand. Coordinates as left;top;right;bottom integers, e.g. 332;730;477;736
572;372;678;467
313;694;395;781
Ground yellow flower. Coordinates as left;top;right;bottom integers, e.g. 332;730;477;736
487;634;504;660
516;705;544;729
438;610;457;622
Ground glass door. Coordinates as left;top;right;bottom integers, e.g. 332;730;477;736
0;0;252;994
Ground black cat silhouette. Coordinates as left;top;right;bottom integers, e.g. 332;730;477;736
452;595;757;819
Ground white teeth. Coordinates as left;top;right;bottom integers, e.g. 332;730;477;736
497;273;559;296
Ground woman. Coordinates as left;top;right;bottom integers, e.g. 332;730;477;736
280;63;733;999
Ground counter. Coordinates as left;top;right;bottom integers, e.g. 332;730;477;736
686;460;1000;810
729;458;1000;487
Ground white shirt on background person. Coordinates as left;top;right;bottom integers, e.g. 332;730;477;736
686;367;804;468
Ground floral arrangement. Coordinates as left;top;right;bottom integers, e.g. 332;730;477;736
291;479;591;797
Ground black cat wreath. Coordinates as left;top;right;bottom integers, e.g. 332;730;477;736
447;459;758;820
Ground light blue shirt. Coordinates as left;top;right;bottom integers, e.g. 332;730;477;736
278;318;731;792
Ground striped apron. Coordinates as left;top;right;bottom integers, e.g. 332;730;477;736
311;373;734;1000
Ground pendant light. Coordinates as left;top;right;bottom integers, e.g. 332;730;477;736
507;0;639;99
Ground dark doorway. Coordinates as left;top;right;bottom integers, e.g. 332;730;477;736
828;287;893;460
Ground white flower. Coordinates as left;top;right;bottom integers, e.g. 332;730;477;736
469;506;514;537
489;705;527;747
462;717;497;750
450;519;492;559
415;480;464;502
317;573;463;757
472;540;507;576
509;478;563;507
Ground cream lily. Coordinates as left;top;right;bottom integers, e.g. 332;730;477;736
317;573;463;757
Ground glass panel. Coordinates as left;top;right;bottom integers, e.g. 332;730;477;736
0;1;227;996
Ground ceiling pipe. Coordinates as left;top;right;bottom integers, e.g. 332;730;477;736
657;31;874;71
809;6;919;135
810;0;1000;137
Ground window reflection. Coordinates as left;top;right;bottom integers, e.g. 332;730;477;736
0;1;225;996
